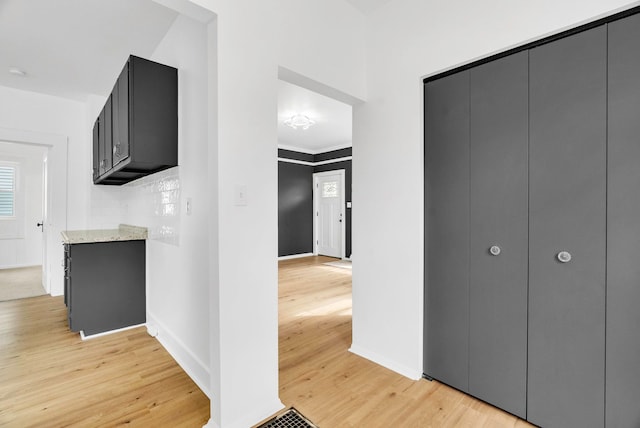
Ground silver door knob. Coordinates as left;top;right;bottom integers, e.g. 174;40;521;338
489;245;501;256
557;251;572;263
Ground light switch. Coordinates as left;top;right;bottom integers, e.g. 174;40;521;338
235;185;248;206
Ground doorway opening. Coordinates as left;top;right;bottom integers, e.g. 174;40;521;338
0;141;48;302
276;70;356;412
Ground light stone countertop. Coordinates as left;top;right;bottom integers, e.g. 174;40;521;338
61;224;148;244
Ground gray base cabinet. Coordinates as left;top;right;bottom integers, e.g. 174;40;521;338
425;9;640;428
64;240;145;336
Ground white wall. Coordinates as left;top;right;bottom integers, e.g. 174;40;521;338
184;1;366;427
126;14;211;396
0;142;46;269
352;0;640;380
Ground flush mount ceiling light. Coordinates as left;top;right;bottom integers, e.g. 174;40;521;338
284;114;315;130
8;67;27;77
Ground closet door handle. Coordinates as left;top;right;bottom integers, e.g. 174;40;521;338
489;245;501;256
557;251;572;263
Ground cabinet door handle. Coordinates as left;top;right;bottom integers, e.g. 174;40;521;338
489;245;501;256
557;251;572;263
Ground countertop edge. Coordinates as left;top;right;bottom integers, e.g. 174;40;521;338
61;224;148;244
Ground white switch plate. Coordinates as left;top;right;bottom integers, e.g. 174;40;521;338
235;185;248;206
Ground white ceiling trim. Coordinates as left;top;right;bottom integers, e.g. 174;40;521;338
278;142;352;155
278;156;353;167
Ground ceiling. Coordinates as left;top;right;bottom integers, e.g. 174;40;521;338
344;0;394;15
0;0;178;100
0;0;354;154
278;80;352;154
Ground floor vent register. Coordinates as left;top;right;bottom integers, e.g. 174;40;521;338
256;407;318;428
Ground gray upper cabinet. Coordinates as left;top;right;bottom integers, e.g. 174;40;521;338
607;12;640;428
92;119;99;181
112;62;130;168
93;55;177;185
468;51;528;419
425;9;640;428
98;95;113;176
528;25;607;428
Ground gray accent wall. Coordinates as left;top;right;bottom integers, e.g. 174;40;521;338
278;147;352;258
278;161;313;256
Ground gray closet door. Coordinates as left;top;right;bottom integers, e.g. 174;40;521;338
528;26;607;428
607;13;640;428
468;51;528;419
424;70;470;392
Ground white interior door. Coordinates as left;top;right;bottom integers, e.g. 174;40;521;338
314;170;345;258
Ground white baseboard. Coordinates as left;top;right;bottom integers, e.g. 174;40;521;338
278;252;314;260
349;343;422;380
80;323;146;341
146;311;211;398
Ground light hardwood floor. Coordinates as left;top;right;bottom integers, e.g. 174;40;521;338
1;258;533;427
0;295;209;427
277;256;533;427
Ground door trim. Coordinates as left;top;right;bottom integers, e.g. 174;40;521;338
0;127;68;296
313;169;346;259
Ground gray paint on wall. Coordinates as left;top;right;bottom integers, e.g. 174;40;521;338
278;148;314;162
278;161;314;256
314;147;351;162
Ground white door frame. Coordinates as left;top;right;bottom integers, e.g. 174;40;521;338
0;127;68;296
313;169;346;259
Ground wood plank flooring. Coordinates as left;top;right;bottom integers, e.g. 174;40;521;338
277;256;533;427
0;295;209;427
1;257;533;427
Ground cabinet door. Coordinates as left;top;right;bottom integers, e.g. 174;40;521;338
607;13;640;428
113;62;130;166
424;70;470;392
92;120;99;181
528;25;606;428
103;95;113;173
68;241;145;335
98;106;107;176
468;51;528;419
97;97;113;177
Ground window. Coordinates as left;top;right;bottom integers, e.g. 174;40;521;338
322;181;338;198
0;165;16;218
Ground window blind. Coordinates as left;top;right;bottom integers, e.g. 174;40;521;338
0;166;15;217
